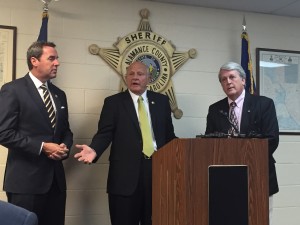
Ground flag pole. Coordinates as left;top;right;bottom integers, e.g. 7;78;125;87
241;15;256;94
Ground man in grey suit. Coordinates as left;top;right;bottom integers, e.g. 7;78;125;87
75;61;176;225
0;41;73;225
0;200;38;225
205;62;279;224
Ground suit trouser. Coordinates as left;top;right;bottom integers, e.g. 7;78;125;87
7;177;66;225
109;157;152;225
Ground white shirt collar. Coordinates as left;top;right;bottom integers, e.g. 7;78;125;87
29;72;46;89
228;89;245;108
128;90;148;103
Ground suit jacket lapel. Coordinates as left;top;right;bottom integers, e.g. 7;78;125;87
24;75;54;129
220;98;230;115
122;90;140;132
147;92;157;132
48;82;61;119
240;93;252;134
24;75;49;119
48;82;64;135
218;98;232;132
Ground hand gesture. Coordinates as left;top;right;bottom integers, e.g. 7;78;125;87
74;144;97;164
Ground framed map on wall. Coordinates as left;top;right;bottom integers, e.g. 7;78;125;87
256;48;300;135
0;25;17;88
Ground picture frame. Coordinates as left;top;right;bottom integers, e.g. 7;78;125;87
0;25;17;88
256;48;300;135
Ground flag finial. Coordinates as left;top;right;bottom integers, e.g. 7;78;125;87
242;15;247;32
40;0;59;12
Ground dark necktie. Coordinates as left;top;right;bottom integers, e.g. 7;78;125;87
138;96;154;157
229;102;239;134
41;84;56;129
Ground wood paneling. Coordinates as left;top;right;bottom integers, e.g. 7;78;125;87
153;138;269;225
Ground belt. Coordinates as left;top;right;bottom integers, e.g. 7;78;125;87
143;154;152;159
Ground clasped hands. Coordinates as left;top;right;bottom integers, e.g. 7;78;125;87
43;142;69;160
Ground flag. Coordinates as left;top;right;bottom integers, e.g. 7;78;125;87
241;18;256;94
37;11;48;41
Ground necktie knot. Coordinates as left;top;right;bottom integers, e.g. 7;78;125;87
40;84;47;91
230;101;237;108
138;96;143;103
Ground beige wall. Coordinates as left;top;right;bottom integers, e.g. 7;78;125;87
0;0;300;224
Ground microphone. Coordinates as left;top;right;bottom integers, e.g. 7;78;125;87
196;132;229;138
219;110;262;138
219;110;239;135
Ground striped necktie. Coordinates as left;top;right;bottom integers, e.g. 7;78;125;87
41;84;56;129
138;96;154;157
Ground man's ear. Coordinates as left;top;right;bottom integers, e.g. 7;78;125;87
31;57;38;66
242;78;246;85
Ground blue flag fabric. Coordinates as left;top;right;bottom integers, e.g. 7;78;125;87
241;31;256;94
37;11;48;41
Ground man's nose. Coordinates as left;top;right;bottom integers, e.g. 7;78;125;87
54;59;60;66
226;77;232;84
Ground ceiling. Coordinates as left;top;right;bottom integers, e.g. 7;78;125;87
147;0;300;18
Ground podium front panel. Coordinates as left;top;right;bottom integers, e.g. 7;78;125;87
208;165;248;225
152;138;268;225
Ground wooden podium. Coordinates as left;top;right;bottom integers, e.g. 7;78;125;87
152;138;269;225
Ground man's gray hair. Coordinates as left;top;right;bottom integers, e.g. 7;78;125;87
218;62;246;82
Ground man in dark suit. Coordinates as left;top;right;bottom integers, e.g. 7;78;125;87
75;61;176;225
0;41;73;225
0;200;38;225
205;62;279;223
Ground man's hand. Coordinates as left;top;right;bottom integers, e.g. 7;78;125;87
74;144;97;164
43;142;69;160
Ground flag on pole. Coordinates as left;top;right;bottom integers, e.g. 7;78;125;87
37;11;48;41
241;16;256;94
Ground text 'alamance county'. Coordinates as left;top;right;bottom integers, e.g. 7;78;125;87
125;32;167;45
125;46;168;67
